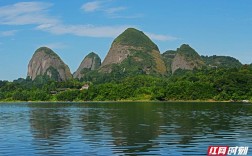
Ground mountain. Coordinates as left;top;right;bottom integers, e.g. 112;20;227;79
201;55;242;68
162;50;177;74
27;47;72;81
170;44;205;73
100;28;166;75
73;52;101;79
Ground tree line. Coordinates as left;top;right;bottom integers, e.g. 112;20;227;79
1;65;252;102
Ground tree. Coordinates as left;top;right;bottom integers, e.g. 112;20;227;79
12;90;29;101
56;90;80;101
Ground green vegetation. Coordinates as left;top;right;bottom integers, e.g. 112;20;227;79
99;28;166;76
86;52;101;69
119;50;156;74
81;50;164;83
162;50;177;74
202;55;242;68
162;45;243;76
76;52;101;77
45;66;60;81
162;45;205;74
113;28;159;51
1;65;252;102
35;47;61;59
177;44;204;65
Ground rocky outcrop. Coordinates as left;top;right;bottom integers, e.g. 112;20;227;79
100;28;166;75
27;47;72;81
73;52;101;79
101;44;133;67
162;50;177;74
171;44;204;73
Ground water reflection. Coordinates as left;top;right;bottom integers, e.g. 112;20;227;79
0;102;251;155
79;103;163;154
29;103;71;155
150;103;252;155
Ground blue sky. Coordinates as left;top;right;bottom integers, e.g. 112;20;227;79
1;0;252;81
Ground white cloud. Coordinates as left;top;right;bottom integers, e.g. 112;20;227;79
81;1;102;12
105;7;126;14
0;2;133;38
146;33;179;41
36;24;132;38
81;1;141;19
0;2;59;25
36;23;176;41
0;30;18;37
0;2;173;41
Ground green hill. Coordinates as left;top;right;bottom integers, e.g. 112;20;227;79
100;28;166;76
201;55;242;68
113;28;159;51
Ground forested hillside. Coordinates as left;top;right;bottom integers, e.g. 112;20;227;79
1;65;252;102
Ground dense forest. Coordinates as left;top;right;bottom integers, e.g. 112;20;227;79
1;64;252;102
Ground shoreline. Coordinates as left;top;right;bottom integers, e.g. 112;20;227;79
0;100;249;103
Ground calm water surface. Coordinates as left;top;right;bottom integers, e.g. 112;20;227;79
0;102;252;155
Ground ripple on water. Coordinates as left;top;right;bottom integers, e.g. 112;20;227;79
0;102;252;155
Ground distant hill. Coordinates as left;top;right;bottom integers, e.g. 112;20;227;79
162;44;205;74
162;45;242;74
112;28;159;50
26;28;245;82
100;28;166;76
201;55;242;68
27;47;72;81
73;52;101;79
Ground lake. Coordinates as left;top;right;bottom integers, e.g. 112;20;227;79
0;102;251;155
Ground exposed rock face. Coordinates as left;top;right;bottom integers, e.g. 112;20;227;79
100;28;166;75
171;44;204;73
73;52;101;79
101;44;133;67
162;50;177;74
27;47;72;81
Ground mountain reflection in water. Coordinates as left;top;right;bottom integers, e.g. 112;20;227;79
0;102;251;155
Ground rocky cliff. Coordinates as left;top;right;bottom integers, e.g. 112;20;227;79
171;44;205;73
27;47;72;81
73;52;101;79
100;28;166;75
162;50;177;74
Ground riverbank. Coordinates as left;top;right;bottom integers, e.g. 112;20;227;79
0;99;249;103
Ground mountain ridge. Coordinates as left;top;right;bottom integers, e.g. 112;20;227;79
26;28;245;81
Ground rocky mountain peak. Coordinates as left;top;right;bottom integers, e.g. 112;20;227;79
73;52;101;79
112;28;159;51
171;44;205;73
100;28;166;75
27;47;72;81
